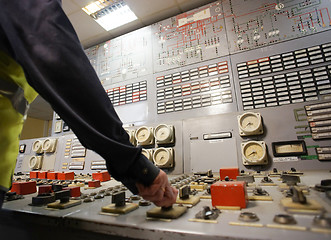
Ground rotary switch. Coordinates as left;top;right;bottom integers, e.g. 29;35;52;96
32;140;43;154
135;126;154;146
29;156;43;170
154;124;175;145
42;138;57;153
153;148;174;168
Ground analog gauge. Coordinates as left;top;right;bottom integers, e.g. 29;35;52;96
153;148;174;168
42;138;57;153
141;148;153;162
238;112;263;136
29;156;43;169
154;124;174;144
135;126;154;146
272;141;307;157
125;129;136;145
242;141;268;165
32;140;43;154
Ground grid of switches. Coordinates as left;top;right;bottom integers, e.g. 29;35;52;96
156;75;231;101
106;81;147;106
157;90;233;114
240;65;331;110
156;61;229;88
237;43;331;79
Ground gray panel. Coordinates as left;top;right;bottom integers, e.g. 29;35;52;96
191;138;238;172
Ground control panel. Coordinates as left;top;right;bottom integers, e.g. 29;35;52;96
6;1;331;240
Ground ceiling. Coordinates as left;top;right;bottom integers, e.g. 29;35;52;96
28;0;215;120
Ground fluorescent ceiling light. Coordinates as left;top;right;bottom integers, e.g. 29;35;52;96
82;0;137;31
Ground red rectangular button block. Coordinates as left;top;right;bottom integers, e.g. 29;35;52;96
88;180;101;188
92;171;111;182
57;172;74;180
30;171;40;179
47;172;58;180
211;181;248;208
63;186;81;197
38;185;53;194
39;171;48;179
11;181;37;195
220;167;239;180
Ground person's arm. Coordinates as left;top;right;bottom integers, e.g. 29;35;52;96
0;0;159;194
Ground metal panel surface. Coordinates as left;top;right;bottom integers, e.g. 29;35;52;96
190;138;238;172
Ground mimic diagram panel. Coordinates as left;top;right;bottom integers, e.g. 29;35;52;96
223;0;331;53
155;57;237;117
85;26;153;85
151;1;228;73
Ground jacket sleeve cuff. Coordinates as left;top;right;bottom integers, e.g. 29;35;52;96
129;153;160;186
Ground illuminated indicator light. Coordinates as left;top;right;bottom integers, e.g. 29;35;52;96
156;76;164;80
218;61;227;66
173;79;182;84
183;91;191;96
209;67;218;72
140;90;147;94
219;69;229;74
247;60;258;65
258;57;269;62
199;66;208;70
219;65;228;69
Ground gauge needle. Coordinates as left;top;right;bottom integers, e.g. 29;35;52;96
248;150;256;156
245;122;253;127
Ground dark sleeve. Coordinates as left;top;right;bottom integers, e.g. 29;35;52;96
0;0;159;193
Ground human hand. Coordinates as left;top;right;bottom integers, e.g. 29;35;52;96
136;170;178;207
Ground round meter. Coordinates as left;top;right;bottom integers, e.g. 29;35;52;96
42;138;57;153
153;148;174;168
125;129;136;145
242;141;268;165
32;140;43;154
238;112;263;136
135;126;154;146
154;124;174;144
29;156;43;169
141;148;153;162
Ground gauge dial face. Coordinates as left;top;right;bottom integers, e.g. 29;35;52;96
242;141;267;165
275;144;303;153
154;149;170;166
29;156;41;169
155;125;171;142
244;143;264;161
136;127;152;143
238;112;263;136
32;140;42;153
43;139;51;151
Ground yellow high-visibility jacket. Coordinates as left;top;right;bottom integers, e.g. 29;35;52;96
0;51;38;191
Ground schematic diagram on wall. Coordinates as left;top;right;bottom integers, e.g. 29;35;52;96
91;26;153;85
85;45;99;74
151;1;229;73
223;0;331;53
